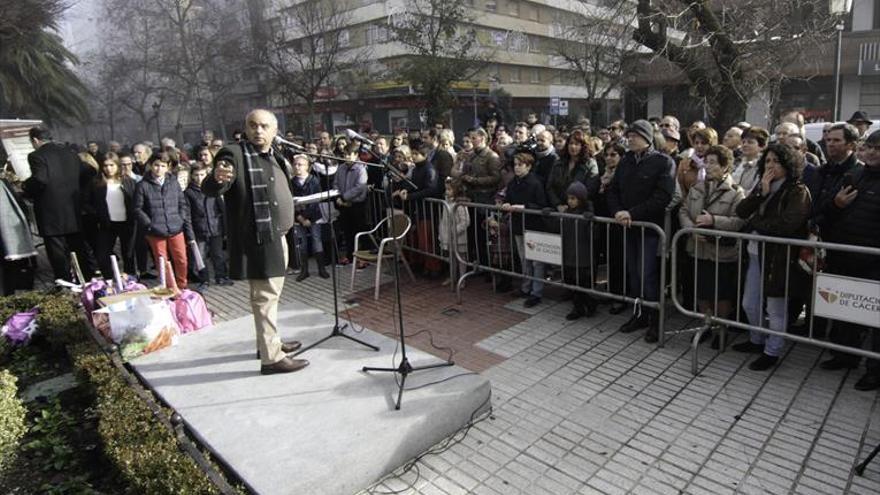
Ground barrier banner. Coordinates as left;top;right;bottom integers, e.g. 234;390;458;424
814;273;880;328
523;231;562;266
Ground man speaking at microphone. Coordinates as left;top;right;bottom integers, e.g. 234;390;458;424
203;109;309;375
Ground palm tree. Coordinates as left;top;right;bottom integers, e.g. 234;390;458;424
0;0;90;125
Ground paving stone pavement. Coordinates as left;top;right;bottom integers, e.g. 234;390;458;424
36;254;880;494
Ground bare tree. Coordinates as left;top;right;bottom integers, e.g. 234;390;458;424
263;0;364;138
552;1;639;122
388;0;487;127
625;0;839;129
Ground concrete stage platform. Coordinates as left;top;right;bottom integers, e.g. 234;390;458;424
129;300;492;495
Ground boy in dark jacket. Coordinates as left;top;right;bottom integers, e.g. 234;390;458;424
292;155;329;281
502;152;547;307
608;120;674;342
134;155;195;289
186;165;232;288
394;145;441;277
562;182;597;320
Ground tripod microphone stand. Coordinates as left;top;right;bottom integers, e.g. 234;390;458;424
274;141;378;356
357;140;455;410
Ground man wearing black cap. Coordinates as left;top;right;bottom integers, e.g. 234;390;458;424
607;119;674;342
847;110;874;139
817;130;880;390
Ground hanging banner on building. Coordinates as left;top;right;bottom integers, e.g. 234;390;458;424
524;231;562;266
813;273;880;328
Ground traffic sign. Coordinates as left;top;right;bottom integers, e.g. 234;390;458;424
559;100;569;116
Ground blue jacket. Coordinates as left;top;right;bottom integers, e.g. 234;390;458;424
134;173;194;240
607;148;674;226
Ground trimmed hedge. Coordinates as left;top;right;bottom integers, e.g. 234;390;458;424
70;341;220;494
0;369;26;474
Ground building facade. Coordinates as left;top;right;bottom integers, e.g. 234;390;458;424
264;0;630;136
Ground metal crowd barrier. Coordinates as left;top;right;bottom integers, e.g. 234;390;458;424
367;188;458;290
671;227;880;375
451;201;669;341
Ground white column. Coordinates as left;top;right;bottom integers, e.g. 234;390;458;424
840;75;863;121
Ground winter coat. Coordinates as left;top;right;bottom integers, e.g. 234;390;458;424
504;172;547;235
533;149;558;185
735;180;812;298
607;148;675;226
461;146;501;204
87;176;137;227
820;165;880;271
398;160;439;219
202;144;294;280
134;173;194;240
22;142;89;236
812;153;862;235
429;148;454;182
546;158;592;209
732;158;761;194
678;175;746;262
185;182;225;240
334;163;368;203
561;203;594;268
439;200;470;253
291;174;323;223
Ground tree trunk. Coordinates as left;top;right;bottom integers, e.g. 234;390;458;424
709;89;748;132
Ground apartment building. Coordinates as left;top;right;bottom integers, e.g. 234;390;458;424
264;0;629;135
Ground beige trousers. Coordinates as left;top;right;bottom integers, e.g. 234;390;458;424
249;238;289;365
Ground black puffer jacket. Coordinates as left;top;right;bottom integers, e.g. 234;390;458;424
134;173;194;240
607;148;674;226
562;204;594;268
185;182;224;240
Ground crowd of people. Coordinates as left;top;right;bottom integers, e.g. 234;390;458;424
1;108;878;387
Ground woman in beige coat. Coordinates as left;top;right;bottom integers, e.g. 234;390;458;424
678;145;745;341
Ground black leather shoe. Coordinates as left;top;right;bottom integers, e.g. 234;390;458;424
644;326;659;343
256;341;303;360
566;309;584;321
260;357;310;375
619;314;649;333
748;354;779;371
820;356;859;371
854;374;880;391
731;341;764;354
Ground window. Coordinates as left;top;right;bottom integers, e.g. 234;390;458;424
530;68;540;83
509;0;520;17
485;0;497;13
337;29;350;48
510;67;520;83
366;24;389;44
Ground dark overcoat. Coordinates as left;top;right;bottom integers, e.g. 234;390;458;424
202;144;293;280
22;143;87;236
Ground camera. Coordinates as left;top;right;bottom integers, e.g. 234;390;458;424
516;135;538;154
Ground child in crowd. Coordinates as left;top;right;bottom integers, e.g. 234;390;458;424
185;164;232;288
439;178;470;287
292;154;329;281
334;142;368;266
562;181;597;320
502;152;547;307
134;155;194;289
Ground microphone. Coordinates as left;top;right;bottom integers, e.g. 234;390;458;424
344;128;375;147
274;135;305;151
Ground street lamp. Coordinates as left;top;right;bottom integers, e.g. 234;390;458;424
830;0;853;121
152;101;161;144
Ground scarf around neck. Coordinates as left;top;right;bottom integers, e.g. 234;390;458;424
242;141;275;244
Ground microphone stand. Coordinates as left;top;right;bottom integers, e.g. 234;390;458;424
274;142;379;356
356;141;455;411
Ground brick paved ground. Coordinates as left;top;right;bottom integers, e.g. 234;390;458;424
35;253;880;494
